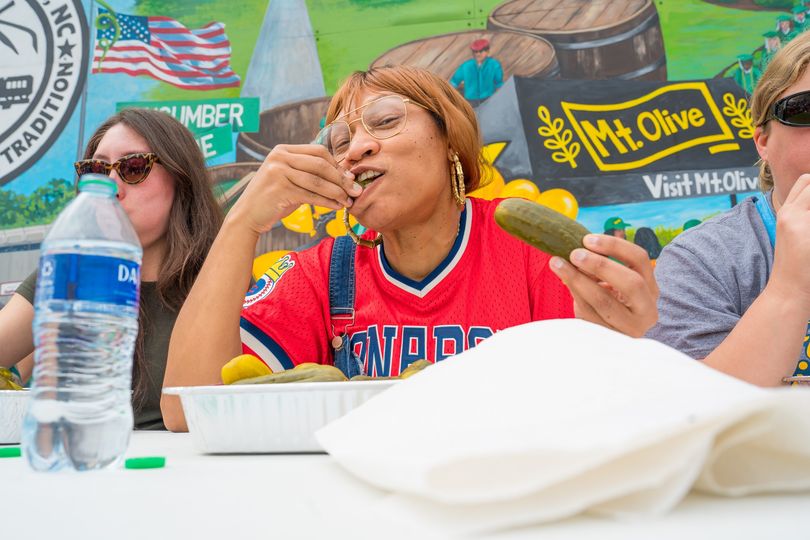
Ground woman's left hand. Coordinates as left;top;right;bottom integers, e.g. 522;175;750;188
549;234;659;337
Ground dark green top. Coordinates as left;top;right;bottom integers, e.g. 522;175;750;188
16;271;174;430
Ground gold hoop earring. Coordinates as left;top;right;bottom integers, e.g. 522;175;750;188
343;209;382;248
451;153;466;207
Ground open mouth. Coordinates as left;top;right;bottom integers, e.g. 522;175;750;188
356;170;384;188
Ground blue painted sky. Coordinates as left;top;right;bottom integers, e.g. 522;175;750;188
578;192;760;232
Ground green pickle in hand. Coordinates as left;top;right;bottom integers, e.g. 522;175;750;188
494;198;590;260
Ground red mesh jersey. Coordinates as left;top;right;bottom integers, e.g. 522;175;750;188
240;197;574;376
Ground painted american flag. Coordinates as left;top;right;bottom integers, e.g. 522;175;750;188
92;8;240;90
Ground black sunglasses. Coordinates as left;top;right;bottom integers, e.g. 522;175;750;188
769;90;810;127
74;152;160;185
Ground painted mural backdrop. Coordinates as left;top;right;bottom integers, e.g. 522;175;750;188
0;0;804;299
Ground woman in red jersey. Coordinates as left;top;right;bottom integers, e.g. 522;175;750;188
163;66;658;431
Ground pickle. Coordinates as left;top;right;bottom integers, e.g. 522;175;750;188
0;367;23;391
235;363;347;384
400;359;431;379
350;375;395;381
349;360;431;381
494;198;590;260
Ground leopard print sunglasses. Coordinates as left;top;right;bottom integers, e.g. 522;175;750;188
74;152;160;185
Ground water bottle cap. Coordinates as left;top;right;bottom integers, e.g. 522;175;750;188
77;174;118;195
0;446;21;458
125;456;166;469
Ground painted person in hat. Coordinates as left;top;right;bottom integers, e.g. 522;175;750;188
603;216;631;240
793;6;808;34
733;53;760;95
777;14;797;44
647;33;810;387
632;227;662;265
450;38;504;107
761;31;781;73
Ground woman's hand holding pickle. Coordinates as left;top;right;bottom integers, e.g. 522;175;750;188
550;234;659;338
228;144;362;236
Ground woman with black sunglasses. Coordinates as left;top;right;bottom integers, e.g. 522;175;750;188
647;32;810;386
0;108;223;429
162;65;659;432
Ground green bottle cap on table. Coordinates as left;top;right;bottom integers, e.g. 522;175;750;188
0;447;22;458
125;456;166;469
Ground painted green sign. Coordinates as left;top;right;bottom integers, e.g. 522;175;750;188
195;124;234;160
116;98;258;159
116;98;260;133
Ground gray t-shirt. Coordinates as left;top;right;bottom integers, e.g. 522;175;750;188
646;194;774;360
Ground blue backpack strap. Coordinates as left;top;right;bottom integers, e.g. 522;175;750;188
753;194;776;248
328;236;364;378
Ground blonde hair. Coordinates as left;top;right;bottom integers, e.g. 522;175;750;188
750;32;810;190
327;65;484;192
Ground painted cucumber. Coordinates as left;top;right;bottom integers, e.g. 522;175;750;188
494;198;590;259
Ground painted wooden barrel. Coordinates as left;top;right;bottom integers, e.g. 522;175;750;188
236;96;332;162
206;162;331;255
488;0;666;81
370;29;559;81
207;162;259;211
208;162;259;188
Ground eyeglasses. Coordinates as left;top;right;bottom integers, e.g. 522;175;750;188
314;95;430;162
74;153;160;185
768;90;810;127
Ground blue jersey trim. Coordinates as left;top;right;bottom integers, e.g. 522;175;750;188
239;317;295;370
379;203;468;291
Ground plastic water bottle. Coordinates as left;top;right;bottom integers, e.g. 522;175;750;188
22;175;142;472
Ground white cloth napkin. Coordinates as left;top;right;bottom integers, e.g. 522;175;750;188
316;319;810;536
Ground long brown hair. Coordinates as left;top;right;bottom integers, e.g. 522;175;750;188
751;32;810;190
83;108;222;409
327;65;484;193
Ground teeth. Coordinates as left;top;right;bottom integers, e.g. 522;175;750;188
357;170;382;185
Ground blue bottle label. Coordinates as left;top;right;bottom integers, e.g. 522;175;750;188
36;254;140;308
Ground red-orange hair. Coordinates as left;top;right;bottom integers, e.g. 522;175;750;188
327;65;484;192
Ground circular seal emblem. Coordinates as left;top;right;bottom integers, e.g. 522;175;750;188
243;276;275;308
0;0;88;186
